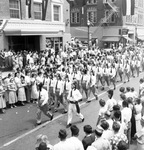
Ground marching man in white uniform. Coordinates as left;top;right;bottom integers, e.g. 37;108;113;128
67;82;84;128
36;83;53;125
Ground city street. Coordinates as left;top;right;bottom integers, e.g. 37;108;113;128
0;72;143;150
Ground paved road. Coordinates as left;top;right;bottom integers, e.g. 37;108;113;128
0;72;143;150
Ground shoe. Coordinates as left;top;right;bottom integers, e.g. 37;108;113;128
21;102;25;106
13;105;17;108
62;110;67;114
82;118;85;122
86;100;91;103
37;122;41;125
50;114;53;121
66;123;72;128
10;106;13;109
95;95;98;100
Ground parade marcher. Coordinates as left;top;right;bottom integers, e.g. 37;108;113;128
87;70;98;103
36;82;53;125
25;71;31;103
67;82;84;128
123;61;130;83
81;69;90;100
31;73;39;103
53;74;67;113
109;65;116;90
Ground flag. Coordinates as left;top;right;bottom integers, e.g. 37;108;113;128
42;0;48;20
122;0;134;16
26;0;31;18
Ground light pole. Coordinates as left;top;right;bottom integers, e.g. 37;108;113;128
87;20;90;50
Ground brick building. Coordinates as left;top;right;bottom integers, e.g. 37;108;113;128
70;0;144;48
0;0;71;51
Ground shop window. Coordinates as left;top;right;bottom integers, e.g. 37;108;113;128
87;0;97;4
53;5;60;21
34;3;42;20
9;0;20;19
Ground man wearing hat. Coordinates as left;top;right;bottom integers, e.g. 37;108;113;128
87;126;111;150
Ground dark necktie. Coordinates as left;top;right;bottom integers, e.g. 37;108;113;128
64;81;66;90
56;80;58;89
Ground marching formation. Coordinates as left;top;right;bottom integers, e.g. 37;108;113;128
0;41;144;127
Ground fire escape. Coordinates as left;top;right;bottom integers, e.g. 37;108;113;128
93;0;119;34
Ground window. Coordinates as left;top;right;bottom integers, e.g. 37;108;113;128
9;0;20;18
87;11;97;23
34;3;42;20
104;10;115;23
87;0;97;4
71;12;80;23
53;5;60;21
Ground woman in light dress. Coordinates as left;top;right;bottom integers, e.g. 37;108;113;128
135;98;143;132
0;79;6;113
31;73;38;102
8;78;17;108
17;76;26;105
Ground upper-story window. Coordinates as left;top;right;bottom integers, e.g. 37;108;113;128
9;0;20;19
87;0;97;4
34;2;42;20
104;10;115;23
53;5;60;21
87;8;97;23
71;8;80;24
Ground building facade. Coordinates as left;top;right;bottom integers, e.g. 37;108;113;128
0;0;71;51
70;0;143;48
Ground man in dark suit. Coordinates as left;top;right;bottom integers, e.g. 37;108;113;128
82;125;95;150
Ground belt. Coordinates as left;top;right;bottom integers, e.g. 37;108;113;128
69;101;77;104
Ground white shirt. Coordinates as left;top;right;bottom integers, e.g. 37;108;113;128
54;140;75;150
105;98;117;111
39;88;48;106
67;89;82;102
25;76;31;85
66;137;84;150
53;80;63;95
121;107;132;124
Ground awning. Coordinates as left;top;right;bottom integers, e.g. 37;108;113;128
137;36;144;41
71;27;97;39
102;36;121;42
123;36;133;42
4;30;63;36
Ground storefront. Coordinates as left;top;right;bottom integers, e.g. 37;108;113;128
1;19;70;51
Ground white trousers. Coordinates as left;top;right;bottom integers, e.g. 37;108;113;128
67;103;84;125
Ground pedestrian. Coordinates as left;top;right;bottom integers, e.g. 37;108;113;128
8;78;17;108
17;76;26;105
0;79;6;113
66;82;84;128
67;125;84;150
36;82;53;125
35;134;53;150
53;129;74;150
82;125;95;150
134;116;144;150
87;126;111;150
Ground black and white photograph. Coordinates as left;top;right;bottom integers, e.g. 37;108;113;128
0;0;144;150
